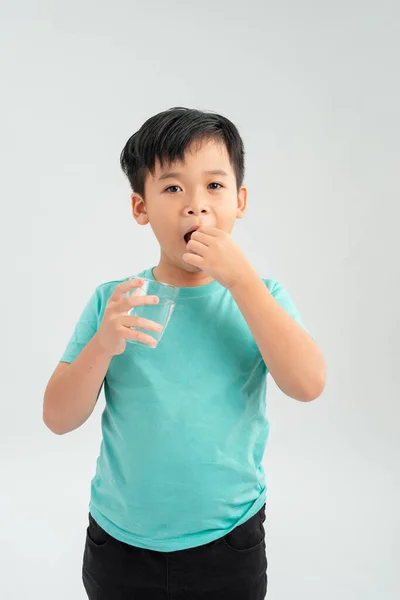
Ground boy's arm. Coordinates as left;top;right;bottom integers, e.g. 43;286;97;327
182;226;326;402
43;333;112;435
43;278;161;435
229;271;326;402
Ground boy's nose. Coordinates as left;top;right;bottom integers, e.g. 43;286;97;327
184;202;211;216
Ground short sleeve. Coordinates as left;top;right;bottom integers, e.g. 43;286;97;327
59;287;101;363
266;279;310;334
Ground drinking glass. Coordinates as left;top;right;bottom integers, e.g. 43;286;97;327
124;277;178;347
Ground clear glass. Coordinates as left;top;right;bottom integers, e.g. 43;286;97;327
123;277;179;348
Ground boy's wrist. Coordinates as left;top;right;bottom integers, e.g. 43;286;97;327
91;333;115;361
228;267;263;296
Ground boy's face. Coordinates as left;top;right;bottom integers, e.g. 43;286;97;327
131;138;247;277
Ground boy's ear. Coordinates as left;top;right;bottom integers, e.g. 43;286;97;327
236;186;247;219
131;193;149;225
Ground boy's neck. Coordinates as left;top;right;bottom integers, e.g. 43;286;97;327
152;261;215;288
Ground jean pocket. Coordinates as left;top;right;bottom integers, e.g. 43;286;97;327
222;507;265;553
86;513;111;547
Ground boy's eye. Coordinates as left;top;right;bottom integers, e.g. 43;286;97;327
208;182;222;190
165;185;182;193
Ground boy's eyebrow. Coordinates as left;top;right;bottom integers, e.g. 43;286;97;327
158;169;229;181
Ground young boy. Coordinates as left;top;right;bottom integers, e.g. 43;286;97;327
43;107;326;599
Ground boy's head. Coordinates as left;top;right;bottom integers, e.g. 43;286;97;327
120;107;247;276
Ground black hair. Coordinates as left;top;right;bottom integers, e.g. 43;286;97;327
120;107;245;198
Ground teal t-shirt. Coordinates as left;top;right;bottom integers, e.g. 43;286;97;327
60;267;308;552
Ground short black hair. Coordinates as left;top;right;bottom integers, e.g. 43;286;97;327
120;107;245;198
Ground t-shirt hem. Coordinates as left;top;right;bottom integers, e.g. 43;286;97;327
88;490;267;552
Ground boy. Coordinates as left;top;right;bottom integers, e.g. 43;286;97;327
43;107;326;599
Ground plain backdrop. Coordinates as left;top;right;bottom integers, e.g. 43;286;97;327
1;1;399;598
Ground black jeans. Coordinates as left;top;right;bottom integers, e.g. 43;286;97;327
82;505;268;599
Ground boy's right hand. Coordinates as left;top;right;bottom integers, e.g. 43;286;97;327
94;278;161;356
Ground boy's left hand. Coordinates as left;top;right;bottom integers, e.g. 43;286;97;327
182;226;255;289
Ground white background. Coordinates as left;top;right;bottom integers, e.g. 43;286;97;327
1;1;399;598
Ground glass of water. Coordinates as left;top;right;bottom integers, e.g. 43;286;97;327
124;277;178;348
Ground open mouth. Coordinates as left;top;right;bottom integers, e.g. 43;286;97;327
183;226;199;244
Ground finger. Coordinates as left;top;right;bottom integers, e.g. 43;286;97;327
129;294;160;307
182;253;205;267
121;315;163;333
110;278;144;303
189;231;211;247
118;292;159;313
124;327;158;347
186;239;207;255
197;226;221;237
